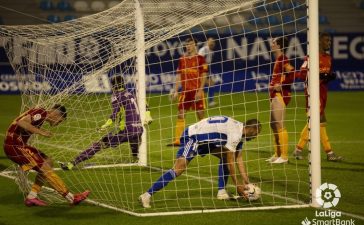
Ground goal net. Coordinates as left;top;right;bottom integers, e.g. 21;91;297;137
0;0;312;216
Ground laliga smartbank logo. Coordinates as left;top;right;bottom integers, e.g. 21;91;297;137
316;183;341;209
300;183;356;225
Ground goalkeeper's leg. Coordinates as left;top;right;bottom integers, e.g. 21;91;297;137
71;131;130;166
70;134;113;166
128;132;143;162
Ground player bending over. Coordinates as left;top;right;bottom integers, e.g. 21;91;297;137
3;104;90;206
60;75;152;170
139;116;261;208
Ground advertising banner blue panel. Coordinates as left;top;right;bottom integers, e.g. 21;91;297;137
0;33;363;94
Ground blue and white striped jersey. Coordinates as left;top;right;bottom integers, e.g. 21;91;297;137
187;116;245;152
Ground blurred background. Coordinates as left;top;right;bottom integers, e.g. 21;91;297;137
0;0;363;32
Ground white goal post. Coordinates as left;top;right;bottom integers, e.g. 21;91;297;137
0;0;321;216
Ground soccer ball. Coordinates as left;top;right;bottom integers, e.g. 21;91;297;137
244;183;261;201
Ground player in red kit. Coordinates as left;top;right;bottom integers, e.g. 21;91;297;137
266;36;296;164
3;104;90;206
293;33;342;162
168;37;208;146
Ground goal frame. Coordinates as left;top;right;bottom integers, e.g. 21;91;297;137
0;0;322;216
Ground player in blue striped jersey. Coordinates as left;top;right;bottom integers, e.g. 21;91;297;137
139;116;261;208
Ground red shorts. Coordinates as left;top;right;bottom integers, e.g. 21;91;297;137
3;138;47;172
178;90;205;111
270;90;291;106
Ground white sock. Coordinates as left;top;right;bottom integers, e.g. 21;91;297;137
65;192;74;203
327;151;333;155
27;191;38;199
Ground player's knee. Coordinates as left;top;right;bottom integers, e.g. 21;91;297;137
100;141;110;149
174;168;185;177
173;158;187;176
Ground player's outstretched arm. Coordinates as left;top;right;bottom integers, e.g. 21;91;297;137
225;150;245;196
17;115;52;137
236;151;249;186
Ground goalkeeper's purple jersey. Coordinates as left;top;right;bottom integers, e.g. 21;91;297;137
110;90;141;129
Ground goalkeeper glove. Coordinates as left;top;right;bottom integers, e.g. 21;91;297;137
98;119;113;131
144;110;153;125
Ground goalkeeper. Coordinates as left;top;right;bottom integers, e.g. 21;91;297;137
60;75;153;170
139;116;261;208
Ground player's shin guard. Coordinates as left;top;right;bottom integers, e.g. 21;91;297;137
218;158;229;190
296;124;309;150
147;169;177;195
33;173;45;191
278;128;288;160
43;170;69;196
174;119;185;144
320;123;332;153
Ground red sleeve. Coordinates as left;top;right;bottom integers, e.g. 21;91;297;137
29;108;47;123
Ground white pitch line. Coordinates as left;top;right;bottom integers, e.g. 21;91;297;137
147;165;307;204
1;134;364;219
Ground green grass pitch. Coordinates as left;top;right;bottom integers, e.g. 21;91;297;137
0;92;363;225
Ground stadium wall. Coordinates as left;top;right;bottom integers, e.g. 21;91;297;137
0;33;363;94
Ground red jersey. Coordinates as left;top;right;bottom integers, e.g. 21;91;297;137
177;55;208;91
269;54;294;98
300;53;333;115
5;108;47;145
300;53;332;92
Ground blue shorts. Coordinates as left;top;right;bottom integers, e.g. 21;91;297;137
176;129;219;161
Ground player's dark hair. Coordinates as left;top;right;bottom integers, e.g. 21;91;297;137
185;37;197;44
111;75;125;90
245;119;262;133
275;36;289;53
319;32;330;40
52;104;67;119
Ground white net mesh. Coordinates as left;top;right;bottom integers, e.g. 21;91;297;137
0;0;310;215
